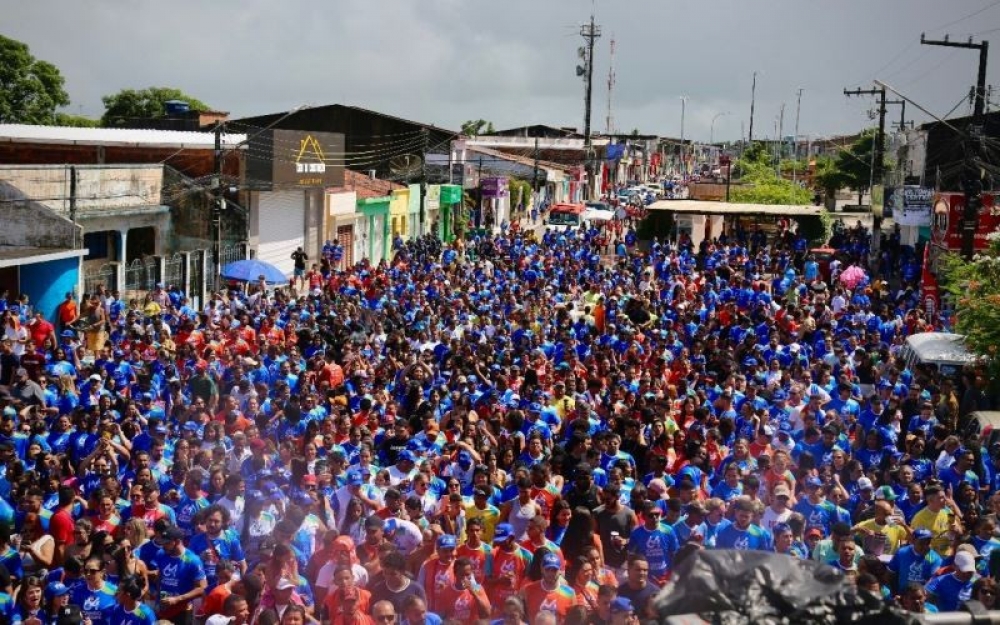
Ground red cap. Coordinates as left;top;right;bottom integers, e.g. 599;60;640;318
302;474;318;485
250;438;267;452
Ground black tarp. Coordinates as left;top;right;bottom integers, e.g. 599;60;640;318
653;549;920;625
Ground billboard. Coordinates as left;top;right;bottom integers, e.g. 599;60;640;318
893;186;933;227
246;129;345;189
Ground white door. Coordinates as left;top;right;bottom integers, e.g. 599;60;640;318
372;215;385;262
257;191;304;277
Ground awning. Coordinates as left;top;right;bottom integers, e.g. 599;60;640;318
648;200;824;217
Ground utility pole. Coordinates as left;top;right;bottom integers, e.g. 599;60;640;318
419;128;428;234
532;137;541;192
748;71;758;143
844;86;887;259
69;166;78;249
792;88;803;184
605;36;616;136
777;103;785;165
212;121;224;290
580;15;601;199
921;33;990;260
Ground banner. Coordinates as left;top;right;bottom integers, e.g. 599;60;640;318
895;185;933;227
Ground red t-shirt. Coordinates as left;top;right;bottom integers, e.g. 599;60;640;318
49;509;74;547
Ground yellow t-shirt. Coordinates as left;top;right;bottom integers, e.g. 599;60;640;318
911;506;955;556
855;519;908;556
552;395;576;421
465;503;501;542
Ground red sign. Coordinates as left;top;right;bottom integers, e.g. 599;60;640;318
932;192;1000;251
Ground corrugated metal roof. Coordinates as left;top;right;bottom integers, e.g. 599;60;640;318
0;124;247;149
648;200;824;217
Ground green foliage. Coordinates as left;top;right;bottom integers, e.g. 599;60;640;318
101;87;210;127
813;155;843;193
0;35;70;124
939;239;1000;370
794;212;833;246
729;151;812;206
460;119;495;136
507;179;533;210
54;112;99;127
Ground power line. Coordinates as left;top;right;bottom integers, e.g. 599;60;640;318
925;0;1000;34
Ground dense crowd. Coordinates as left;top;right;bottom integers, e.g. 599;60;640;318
0;211;992;625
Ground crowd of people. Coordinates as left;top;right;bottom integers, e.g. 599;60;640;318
0;209;992;625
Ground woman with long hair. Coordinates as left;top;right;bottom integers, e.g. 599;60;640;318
559;507;601;563
19;512;54;575
337;497;368;546
14;575;47;623
103;540;150;591
567;556;599;612
546;500;573;546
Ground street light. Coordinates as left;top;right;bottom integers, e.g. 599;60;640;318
710;112;731;145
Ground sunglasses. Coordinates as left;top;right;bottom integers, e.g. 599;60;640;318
84;568;102;575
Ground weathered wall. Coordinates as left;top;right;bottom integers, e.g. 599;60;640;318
0;180;80;248
0;165;163;215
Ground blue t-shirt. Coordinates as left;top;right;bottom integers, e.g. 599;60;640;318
714;523;773;551
188;529;246;590
925;572;973;612
887;545;942;593
151;548;206;609
109;603;157;625
793;498;838;535
70;581;118;625
627;525;679;577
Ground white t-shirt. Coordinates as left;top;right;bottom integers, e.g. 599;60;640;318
316;561;369;591
760;506;792;532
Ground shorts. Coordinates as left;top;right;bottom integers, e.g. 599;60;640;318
294;268;305;277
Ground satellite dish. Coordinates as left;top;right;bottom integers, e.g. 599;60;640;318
576;65;586;77
389;153;423;177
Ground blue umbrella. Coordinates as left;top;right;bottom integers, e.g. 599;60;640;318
221;259;288;284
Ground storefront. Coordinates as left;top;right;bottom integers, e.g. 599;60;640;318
438;184;463;242
325;190;357;267
354;197;391;264
246;129;345;275
479;177;509;233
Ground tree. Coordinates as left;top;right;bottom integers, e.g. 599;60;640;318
823;130;879;206
0;35;70;124
54;112;99;128
101;87;210;127
460;119;495;137
729;143;812;206
939;236;1000;377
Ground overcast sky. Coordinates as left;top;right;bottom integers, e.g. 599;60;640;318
5;0;999;142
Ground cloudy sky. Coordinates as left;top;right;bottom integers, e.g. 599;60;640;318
5;0;999;142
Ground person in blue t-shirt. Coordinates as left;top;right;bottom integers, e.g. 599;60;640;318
148;525;207;622
627;501;679;582
714;498;773;551
187;505;247;591
925;551;977;612
887;529;942;593
109;575;157;625
793;477;839;535
70;556;118;625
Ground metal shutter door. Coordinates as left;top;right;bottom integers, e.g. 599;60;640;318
257;191;304;277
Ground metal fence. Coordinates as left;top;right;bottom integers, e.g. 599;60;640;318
83;263;117;297
90;243;247;307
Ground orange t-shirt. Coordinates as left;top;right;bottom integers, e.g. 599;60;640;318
520;580;576;620
324;587;371;621
437;583;490;625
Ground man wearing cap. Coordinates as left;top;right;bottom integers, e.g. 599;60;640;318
416;534;458;614
465;487;500;542
887;528;943;594
793;477;838;537
925;550;978;611
488;523;533;615
519;552;575;621
148;525;207;623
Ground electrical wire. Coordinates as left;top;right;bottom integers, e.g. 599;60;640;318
924;0;1000;34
